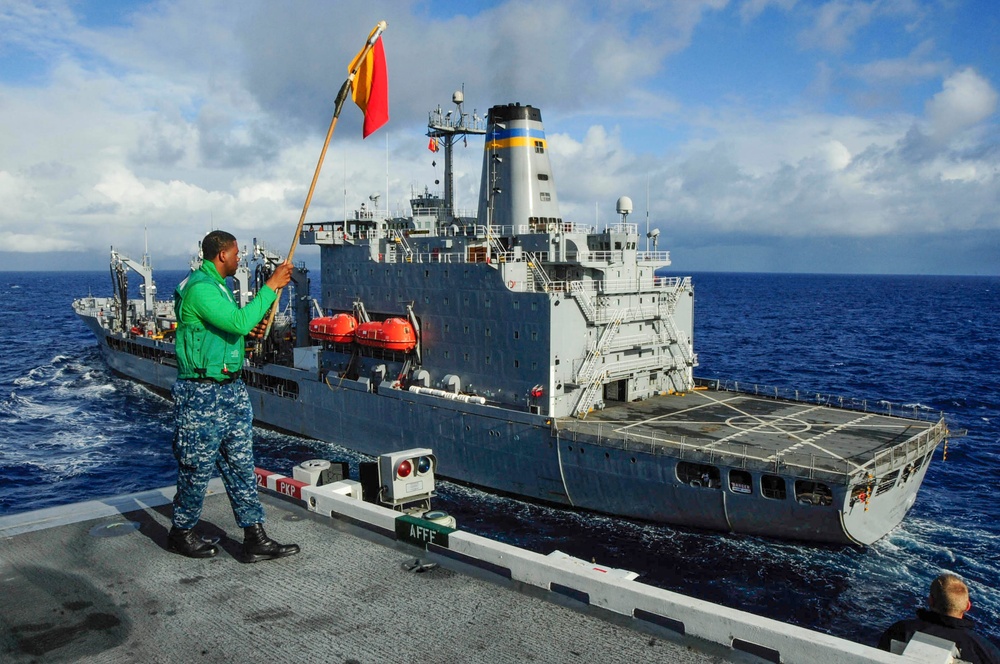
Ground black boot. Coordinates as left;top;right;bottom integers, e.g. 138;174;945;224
168;526;218;559
242;523;300;563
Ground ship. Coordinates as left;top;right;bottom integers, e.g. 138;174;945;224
73;92;949;546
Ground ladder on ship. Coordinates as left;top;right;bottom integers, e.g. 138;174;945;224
523;251;552;292
573;311;625;418
389;230;414;262
569;281;597;321
657;290;695;367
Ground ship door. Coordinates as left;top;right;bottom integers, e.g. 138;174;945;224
604;379;628;403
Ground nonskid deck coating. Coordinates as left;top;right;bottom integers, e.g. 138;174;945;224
559;389;942;477
0;486;730;664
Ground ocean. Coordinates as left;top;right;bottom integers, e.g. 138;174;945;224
1;269;997;648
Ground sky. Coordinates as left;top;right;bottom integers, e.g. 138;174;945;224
1;0;998;274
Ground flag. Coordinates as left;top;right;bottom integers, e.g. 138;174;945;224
348;28;389;138
428;137;439;152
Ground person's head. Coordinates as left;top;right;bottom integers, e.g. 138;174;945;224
928;574;972;618
202;230;240;277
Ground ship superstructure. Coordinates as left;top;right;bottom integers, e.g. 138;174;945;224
73;93;949;546
303;100;695;420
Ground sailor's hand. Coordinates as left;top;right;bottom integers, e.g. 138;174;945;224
249;320;268;339
265;261;293;291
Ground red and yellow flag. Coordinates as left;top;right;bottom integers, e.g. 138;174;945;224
348;27;389;138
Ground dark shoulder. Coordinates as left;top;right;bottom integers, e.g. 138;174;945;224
878;619;920;651
963;631;1000;664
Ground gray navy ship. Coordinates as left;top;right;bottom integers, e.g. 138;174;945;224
73;92;948;545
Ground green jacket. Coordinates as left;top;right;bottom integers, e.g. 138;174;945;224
173;261;276;381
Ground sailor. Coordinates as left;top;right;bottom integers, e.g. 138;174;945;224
168;230;300;562
878;573;1000;664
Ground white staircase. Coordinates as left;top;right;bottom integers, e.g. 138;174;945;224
573;311;625;418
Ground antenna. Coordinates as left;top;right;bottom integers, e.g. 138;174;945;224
645;175;650;252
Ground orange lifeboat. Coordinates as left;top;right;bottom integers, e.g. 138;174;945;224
355;317;417;352
309;313;357;343
380;317;417;351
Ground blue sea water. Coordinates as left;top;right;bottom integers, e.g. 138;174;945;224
1;269;998;648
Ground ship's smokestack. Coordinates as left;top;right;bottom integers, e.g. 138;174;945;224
478;104;561;227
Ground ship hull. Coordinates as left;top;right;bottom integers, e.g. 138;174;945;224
83;314;940;546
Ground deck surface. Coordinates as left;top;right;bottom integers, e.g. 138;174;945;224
559;389;940;476
0;483;734;663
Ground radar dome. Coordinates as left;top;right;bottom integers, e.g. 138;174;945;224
616;196;633;215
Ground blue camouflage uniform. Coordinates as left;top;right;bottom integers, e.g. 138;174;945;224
171;260;277;530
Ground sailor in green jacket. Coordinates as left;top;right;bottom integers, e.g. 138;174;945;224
168;230;299;562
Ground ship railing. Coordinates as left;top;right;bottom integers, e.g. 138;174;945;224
487;224;517;237
602;222;638;235
696;378;945;424
856;420;949;478
638;251;671;263
564;276;690;297
554;415;946;484
383;249;548;266
595;353;688;378
427;110;487;133
517;221;597;235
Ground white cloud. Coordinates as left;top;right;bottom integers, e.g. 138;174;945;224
926;68;999;142
798;0;877;53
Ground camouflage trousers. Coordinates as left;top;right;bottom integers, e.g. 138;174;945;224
171;379;265;530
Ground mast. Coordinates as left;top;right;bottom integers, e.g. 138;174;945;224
426;90;486;221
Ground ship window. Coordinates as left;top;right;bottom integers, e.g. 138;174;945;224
424;296;430;304
534;140;544;153
485;327;491;337
444;297;449;305
540;192;551;202
794;480;833;506
514;331;519;339
761;475;786;500
464;353;469;362
729;470;752;494
532;362;537;370
486;356;491;365
444;351;450;359
464;297;470;306
513;300;520;310
425;270;430;278
676;462;720;489
537;173;549;181
531;331;538;341
531;302;538;311
875;470;899;495
444;324;449;333
464;325;469;334
514;360;519;368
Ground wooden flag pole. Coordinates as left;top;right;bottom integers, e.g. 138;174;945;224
263;20;387;333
